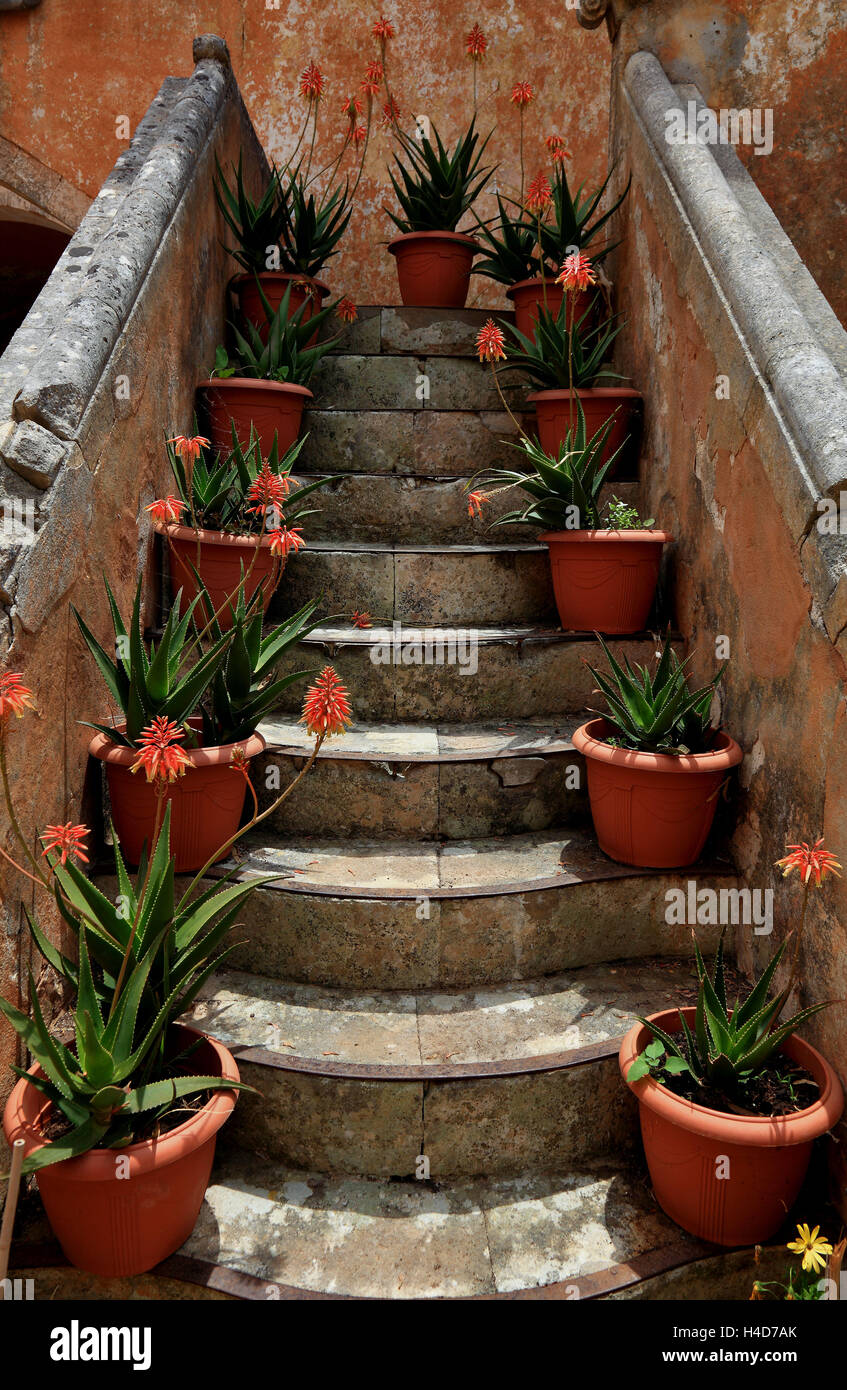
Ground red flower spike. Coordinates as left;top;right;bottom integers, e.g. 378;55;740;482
0;673;36;722
467;490;489;519
776;838;842;887
268;525;306;559
381;97;401;126
300;61;324;101
167;435;209;463
476;318;506;363
246;460;291;516
351;610;372;629
336;297;358;323
361;60;383;96
130;717;191;785
511;82;533;107
146;495;184;525
300;666;353;739
373;17;394;42
40;822;90;866
556;251;597;292
466;23;486;59
526;172;552;212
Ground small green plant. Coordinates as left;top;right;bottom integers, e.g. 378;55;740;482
501;296;627;391
606;496;654;529
752;1225;840;1300
473;193;540;284
470;400;624;532
626;933;831;1105
586;631;727;754
213;155;289;275
536;162;632;269
279;170;354;277
387;117;495;233
212;279;339;387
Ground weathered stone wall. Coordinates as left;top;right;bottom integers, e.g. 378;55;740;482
608;51;847;1090
0;37;268;1114
0;1;610;308
585;0;847;326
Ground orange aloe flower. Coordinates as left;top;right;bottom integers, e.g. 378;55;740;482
476;318;506;363
526;171;552;212
342;94;364;122
268;525;306;559
511;82;533;107
0;673;36;722
350;124;367;144
146;495;184;525
229;744;251;779
300;666;353;738
41;822;90;866
373;16;394;43
336;297;358;323
467;490;489;519
361;60;383;97
381;97;401;126
776;838;842;887
300;61;324;101
556;251;597;292
350;609;372;628
130;717;191;784
466;23;486;59
247;461;291;516
167;435;209;463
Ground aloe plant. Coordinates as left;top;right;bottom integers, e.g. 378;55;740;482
0;807;258;1174
213;278;338;387
626;932;831;1102
586;632;726;755
387;117;495;233
501;296;627;391
473;193;541;284
279;170;354;277
536;163;632;268
214;155;289;275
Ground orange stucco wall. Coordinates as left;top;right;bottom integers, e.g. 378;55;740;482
0;2;611;307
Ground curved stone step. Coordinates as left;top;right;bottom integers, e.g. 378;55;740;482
326;304;516;359
267;625;674;721
310;354;527;413
274;542;557;627
298;409;523;478
254;717;588;839
179;1150;705;1299
187;957;729;1178
211;828;731;989
293;472;640;544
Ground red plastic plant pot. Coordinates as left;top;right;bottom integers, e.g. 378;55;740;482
388;231;478;308
528;386;642;474
156;522;282;631
537;528;671;634
198;377;311;459
233;271;329;346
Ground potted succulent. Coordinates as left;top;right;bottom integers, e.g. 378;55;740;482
468;378;670;634
150;429;335;630
474;161;631;338
502;293;641;470
386;116;495;307
74;576;323;870
620;904;844;1247
0;659;352;1276
572;633;743;867
199;279;339;458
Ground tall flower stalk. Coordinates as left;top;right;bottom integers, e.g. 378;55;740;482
774;837;842;1022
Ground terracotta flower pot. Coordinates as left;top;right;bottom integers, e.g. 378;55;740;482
538;528;671;634
233;271;329;346
572;718;743;868
198;377;312;459
529;386;642;474
388;231;478;308
620;1007;844;1247
506;277;593;339
89;723;266;872
156;522;283;631
3;1027;239;1276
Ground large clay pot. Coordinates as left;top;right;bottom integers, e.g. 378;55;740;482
157;522;282;631
572;718;743;868
233;271;329;345
388;231;478;308
506;277;593;339
3;1027;240;1277
538;529;671;634
90;723;266;872
198;377;311;459
529;386;642;474
620;1007;844;1247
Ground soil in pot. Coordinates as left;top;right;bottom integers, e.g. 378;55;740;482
3;1026;239;1277
389;231;478;308
538;529;670;634
159;522;282;631
198;377;311;458
234;271;329;344
529;387;642;473
572;718;743;868
89;722;266;872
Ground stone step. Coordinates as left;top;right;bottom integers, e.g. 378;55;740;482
327;304;515;358
187;957;724;1179
294;472;640;545
179;1149;706;1299
266;625;673;721
275;542;557;626
298;409;524;478
310;354;527;414
210;827;732;989
254;716;588;839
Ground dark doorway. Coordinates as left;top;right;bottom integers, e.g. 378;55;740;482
0;217;70;355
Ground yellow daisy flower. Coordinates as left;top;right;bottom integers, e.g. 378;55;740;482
786;1223;833;1275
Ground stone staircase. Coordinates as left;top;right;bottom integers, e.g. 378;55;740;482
176;307;748;1297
